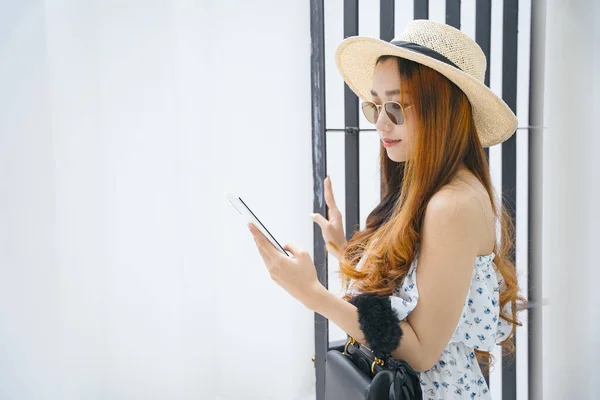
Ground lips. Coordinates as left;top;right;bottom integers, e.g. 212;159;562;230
382;138;401;148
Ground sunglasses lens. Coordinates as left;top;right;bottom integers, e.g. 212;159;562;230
361;102;378;124
384;102;404;125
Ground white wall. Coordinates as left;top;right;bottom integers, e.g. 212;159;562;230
543;1;600;399
0;1;314;399
0;1;59;398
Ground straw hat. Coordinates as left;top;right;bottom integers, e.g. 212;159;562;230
335;20;517;147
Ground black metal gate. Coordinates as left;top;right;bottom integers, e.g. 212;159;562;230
310;1;546;399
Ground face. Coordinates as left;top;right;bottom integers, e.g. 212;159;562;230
369;58;416;162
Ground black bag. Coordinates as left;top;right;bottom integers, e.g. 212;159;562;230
325;336;422;400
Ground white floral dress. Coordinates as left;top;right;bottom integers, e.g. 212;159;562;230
347;244;511;399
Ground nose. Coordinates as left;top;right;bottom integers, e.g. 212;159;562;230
375;106;393;132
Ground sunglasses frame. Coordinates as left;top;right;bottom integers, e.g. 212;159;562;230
361;100;413;126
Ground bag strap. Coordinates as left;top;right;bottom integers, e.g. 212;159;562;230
344;336;408;375
343;336;387;375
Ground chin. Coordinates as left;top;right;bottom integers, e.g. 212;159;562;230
386;149;407;163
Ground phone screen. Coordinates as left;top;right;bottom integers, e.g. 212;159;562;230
226;194;290;257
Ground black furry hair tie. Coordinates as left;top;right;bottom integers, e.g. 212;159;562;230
348;293;403;359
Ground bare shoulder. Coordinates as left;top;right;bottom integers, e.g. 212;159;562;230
425;184;481;227
422;170;495;255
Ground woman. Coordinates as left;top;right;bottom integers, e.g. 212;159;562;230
249;20;523;399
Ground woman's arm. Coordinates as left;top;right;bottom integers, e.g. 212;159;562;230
311;289;429;371
310;189;483;372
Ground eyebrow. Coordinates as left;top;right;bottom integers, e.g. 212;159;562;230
370;89;405;97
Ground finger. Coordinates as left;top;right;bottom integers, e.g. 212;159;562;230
283;242;307;258
255;238;273;265
310;212;329;229
326;241;342;254
325;243;336;258
324;176;339;211
249;224;280;260
250;232;272;264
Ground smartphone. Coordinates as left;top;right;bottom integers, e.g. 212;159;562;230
226;193;290;257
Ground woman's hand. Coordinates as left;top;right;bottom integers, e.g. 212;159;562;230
311;176;348;260
249;224;326;310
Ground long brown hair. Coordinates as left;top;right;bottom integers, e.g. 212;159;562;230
339;56;523;361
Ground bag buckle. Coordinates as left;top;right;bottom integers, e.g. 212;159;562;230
343;336;358;354
371;357;385;375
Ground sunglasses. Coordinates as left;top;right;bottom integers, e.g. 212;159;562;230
361;101;412;125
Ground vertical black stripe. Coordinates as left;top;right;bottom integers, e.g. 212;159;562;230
501;0;519;399
476;0;492;88
475;0;492;161
309;1;328;399
528;1;546;399
380;0;395;42
475;1;493;375
414;0;429;19
445;0;461;29
380;0;395;201
344;0;360;241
